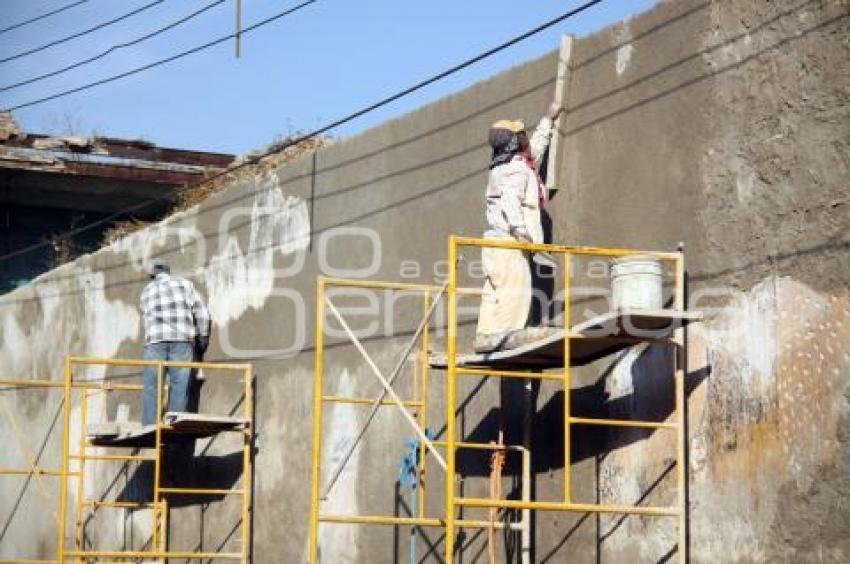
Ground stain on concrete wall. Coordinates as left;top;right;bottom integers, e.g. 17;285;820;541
551;0;849;562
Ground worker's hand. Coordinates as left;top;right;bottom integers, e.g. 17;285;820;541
546;102;564;120
195;335;210;356
511;226;532;243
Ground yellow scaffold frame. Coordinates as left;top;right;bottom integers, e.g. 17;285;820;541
444;236;686;563
308;277;534;563
0;357;254;563
307;235;688;563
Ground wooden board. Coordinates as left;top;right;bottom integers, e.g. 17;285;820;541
429;309;701;370
87;412;248;448
545;34;574;193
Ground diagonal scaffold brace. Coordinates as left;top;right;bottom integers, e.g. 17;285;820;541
321;281;449;500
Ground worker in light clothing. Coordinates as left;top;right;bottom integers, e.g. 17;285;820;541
140;259;211;426
474;102;563;353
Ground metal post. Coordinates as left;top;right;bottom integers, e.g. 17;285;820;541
56;357;72;564
160;498;168;559
152;361;164;557
521;447;531;564
674;253;687;563
418;293;431;519
241;367;253;564
444;235;458;563
563;252;572;503
308;278;326;564
73;389;89;557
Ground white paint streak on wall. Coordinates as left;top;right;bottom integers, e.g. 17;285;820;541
616;43;634;75
606;346;644;400
0;259;142;557
703;278;781;391
316;368;361;563
203;172;310;325
0;306;27;374
109;211;202;275
81;268;140;358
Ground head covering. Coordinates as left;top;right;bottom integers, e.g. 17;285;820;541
148;258;170;277
488;119;525;169
492;119;525;133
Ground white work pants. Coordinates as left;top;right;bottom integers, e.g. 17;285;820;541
476;245;531;336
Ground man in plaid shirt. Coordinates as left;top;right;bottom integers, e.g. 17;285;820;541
140;259;211;426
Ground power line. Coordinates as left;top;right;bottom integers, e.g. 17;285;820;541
5;0;319;111
0;0;604;265
0;0;166;65
0;0;91;36
0;0;228;94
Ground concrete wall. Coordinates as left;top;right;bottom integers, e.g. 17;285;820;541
1;0;848;562
554;0;849;561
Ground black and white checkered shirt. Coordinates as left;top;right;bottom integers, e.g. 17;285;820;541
140;273;211;344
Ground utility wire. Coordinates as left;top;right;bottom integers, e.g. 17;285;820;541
0;0;604;265
0;0;166;65
0;0;91;36
5;0;318;111
0;0;227;94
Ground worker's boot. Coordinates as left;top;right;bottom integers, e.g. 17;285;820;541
504;326;562;350
473;331;512;353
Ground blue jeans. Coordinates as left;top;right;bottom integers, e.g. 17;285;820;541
142;341;194;425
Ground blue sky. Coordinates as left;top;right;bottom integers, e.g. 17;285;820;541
0;0;656;154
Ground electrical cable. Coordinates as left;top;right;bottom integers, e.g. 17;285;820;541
5;0;318;110
0;0;166;65
0;0;91;36
0;0;227;94
0;0;603;264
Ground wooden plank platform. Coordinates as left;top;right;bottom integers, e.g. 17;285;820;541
430;309;701;370
87;412;249;448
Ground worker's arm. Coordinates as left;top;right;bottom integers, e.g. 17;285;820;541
529;103;565;165
190;284;211;354
500;165;531;241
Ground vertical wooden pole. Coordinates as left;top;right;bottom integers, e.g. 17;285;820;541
235;0;242;58
545;35;574;193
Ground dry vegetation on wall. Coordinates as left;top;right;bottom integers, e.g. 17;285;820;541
101;135;329;245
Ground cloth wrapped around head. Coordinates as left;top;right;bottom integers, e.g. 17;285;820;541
488;119;525;169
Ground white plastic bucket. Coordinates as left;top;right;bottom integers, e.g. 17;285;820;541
611;255;663;310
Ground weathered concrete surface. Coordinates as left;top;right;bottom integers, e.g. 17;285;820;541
1;0;848;562
551;0;850;562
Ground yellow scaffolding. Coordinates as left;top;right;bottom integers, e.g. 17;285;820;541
444;236;687;563
308;276;533;563
0;357;254;563
307;235;689;563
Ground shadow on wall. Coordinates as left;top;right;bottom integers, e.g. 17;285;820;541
116;448;245;508
441;343;710;564
75;389;256;554
450;345;709;479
